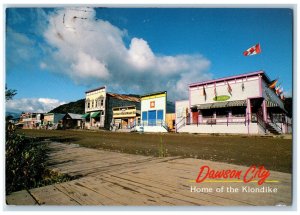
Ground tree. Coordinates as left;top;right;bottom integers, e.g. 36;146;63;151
5;85;17;101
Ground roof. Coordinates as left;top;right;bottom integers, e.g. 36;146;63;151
107;93;140;102
53;114;65;122
141;91;167;98
189;70;272;87
85;86;106;94
67;113;83;120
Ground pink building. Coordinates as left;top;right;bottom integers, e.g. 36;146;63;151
175;71;291;135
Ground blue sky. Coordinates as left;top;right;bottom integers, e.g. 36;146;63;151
6;8;293;113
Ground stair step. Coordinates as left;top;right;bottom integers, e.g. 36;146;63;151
266;123;281;135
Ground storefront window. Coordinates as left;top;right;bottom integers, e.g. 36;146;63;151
142;111;147;121
231;107;246;117
216;108;229;118
202;109;214;117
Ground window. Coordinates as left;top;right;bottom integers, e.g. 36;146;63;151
92;100;94;108
202;109;214;117
95;100;98;107
216;108;230;118
231;107;246;117
101;99;104;106
157;110;164;120
142;111;147;121
87;102;90;109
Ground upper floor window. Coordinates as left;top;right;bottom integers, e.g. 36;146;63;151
101;99;104;106
87;102;90;109
92;100;94;108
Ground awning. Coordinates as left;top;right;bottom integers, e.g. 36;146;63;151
211;101;228;108
266;100;278;107
197;100;246;109
91;112;100;118
197;103;213;109
227;100;247;107
82;113;90;119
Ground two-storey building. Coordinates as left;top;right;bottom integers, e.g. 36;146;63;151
83;86;140;130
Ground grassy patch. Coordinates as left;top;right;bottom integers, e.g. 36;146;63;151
17;129;292;173
6;125;76;194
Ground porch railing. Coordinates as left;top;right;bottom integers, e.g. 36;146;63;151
188;115;250;126
175;116;186;132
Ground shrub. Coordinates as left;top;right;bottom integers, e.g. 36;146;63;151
6;123;76;195
5;123;48;194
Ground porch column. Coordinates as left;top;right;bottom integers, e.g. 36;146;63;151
246;99;251;121
246;98;251;134
90;114;92;127
262;100;267;122
228;111;232;123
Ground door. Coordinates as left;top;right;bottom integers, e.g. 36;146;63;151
192;111;198;124
148;110;156;126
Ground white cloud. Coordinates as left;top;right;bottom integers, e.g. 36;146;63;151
71;52;110;80
43;7;212;100
127;38;155;71
40;62;47;69
6;98;65;113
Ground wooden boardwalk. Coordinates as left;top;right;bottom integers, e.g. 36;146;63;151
6;142;292;206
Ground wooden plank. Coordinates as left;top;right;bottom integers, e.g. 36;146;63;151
6;141;292;206
6;190;38;205
64;177;162;206
29;184;80;205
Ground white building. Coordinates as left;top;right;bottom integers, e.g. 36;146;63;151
138;91;168;132
176;71;291;135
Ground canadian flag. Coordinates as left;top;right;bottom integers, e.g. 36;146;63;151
243;43;261;56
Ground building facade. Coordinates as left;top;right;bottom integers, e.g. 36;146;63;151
176;71;291;135
62;113;83;129
83;86;107;129
83;86;140;130
43;113;65;127
140;91;168;132
166;113;175;131
19;113;43;129
112;105;140;130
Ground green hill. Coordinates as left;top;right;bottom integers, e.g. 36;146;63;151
49;97;175;114
49;99;85;114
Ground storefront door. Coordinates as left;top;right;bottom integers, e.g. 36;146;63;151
192;111;198;124
148;110;156;126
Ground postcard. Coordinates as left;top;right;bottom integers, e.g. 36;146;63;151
5;6;293;208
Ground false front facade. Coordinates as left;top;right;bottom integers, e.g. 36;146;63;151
83;86;140;130
176;71;291;135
